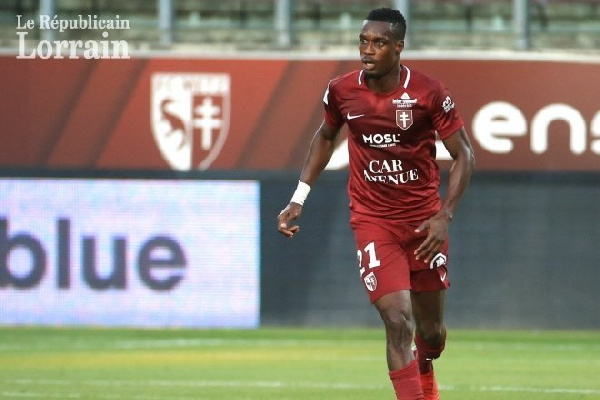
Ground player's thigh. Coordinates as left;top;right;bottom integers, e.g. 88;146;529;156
408;230;450;292
351;219;411;303
410;288;446;332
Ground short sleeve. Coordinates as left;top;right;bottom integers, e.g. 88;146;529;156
429;83;464;140
322;80;344;130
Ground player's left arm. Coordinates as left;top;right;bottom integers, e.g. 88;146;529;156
414;127;475;262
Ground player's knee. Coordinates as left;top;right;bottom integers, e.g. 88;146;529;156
415;326;447;359
379;308;415;344
375;292;414;346
417;323;446;345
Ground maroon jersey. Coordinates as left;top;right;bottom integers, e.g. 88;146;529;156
323;65;464;222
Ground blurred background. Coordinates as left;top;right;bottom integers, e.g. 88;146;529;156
0;0;599;331
2;0;600;52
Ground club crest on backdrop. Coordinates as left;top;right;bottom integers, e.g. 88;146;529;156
151;73;230;170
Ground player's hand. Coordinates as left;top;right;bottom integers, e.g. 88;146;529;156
277;202;303;238
414;212;451;263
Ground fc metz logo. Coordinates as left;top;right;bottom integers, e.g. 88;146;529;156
396;110;413;130
151;73;230;170
364;272;377;292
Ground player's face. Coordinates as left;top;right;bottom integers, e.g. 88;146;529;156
359;20;403;78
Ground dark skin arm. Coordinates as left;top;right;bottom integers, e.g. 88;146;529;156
277;120;339;238
414;126;475;262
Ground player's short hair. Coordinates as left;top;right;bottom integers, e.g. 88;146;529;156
365;8;406;40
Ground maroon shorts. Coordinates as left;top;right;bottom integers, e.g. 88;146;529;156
350;215;450;303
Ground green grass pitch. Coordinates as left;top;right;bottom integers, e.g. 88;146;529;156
1;327;599;399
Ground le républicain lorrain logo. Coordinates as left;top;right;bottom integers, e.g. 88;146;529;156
16;14;130;59
151;73;231;170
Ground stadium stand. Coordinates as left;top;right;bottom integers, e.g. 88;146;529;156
1;0;599;52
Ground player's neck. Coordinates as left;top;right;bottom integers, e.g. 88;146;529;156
365;64;402;94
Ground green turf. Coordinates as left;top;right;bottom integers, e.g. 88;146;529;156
0;327;599;399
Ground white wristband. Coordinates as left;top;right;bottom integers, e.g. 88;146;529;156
290;181;311;206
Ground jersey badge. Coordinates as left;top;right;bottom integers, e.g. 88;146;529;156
364;272;377;292
392;92;417;108
442;96;455;113
396;110;413;130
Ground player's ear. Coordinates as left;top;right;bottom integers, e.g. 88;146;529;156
395;40;404;54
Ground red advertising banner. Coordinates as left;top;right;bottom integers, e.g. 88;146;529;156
1;55;598;171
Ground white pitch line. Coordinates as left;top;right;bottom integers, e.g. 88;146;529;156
0;338;375;351
1;390;201;400
4;338;596;352
112;338;364;349
448;385;600;395
6;379;600;395
2;391;81;398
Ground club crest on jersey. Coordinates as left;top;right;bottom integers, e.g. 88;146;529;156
151;73;231;170
392;92;417;108
364;272;377;292
396;110;413;130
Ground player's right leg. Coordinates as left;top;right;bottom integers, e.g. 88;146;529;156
375;291;424;400
351;217;424;399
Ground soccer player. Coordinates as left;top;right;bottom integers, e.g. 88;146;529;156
277;7;475;400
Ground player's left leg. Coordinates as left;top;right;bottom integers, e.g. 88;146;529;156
411;289;446;400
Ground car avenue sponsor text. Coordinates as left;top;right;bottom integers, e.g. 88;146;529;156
363;159;419;184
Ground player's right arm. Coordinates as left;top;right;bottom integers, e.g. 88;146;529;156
299;120;340;186
277;120;340;238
